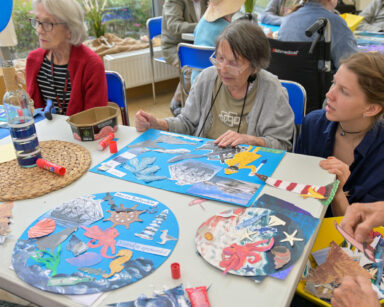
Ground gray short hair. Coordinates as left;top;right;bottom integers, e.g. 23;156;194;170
216;20;270;71
32;0;88;45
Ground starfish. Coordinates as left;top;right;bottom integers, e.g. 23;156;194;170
280;229;304;247
237;228;258;242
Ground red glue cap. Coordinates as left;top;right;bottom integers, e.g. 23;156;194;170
109;140;117;154
171;262;180;279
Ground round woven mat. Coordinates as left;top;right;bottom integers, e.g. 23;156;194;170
0;140;91;201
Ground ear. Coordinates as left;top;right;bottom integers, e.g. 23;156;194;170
364;103;383;118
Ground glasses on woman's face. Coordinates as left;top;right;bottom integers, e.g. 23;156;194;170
209;52;249;76
29;18;65;32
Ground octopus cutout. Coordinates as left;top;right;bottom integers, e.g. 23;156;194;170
219;238;275;274
81;225;119;258
104;204;146;229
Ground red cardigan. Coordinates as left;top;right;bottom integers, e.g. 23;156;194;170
26;44;108;116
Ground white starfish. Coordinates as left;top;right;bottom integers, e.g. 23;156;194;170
158;229;177;245
236;228;257;241
280;229;304;247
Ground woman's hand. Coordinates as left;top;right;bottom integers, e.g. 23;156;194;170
135;110;169;132
319;156;350;188
320;156;351;216
214;130;265;147
331;275;380;307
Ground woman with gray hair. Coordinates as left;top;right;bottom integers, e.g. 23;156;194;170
26;0;108;116
136;20;294;150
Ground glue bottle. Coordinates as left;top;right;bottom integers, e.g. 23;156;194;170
2;60;42;167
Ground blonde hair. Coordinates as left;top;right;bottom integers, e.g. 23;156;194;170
32;0;88;45
341;52;384;120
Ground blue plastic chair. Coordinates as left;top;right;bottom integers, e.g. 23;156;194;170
280;80;306;148
105;71;129;126
147;16;168;104
177;43;215;105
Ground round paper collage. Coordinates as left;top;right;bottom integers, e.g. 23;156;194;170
195;207;305;276
12;192;179;295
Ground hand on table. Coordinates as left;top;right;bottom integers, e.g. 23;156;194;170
331;275;380;307
214;130;265;147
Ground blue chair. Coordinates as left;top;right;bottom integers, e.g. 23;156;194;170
281;80;306;148
177;43;215;106
147;16;168;105
105;70;129;126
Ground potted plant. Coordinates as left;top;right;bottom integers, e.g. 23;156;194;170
82;0;107;38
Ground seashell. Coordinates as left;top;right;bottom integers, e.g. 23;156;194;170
28;218;56;238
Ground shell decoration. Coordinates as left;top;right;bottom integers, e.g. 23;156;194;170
28;218;56;238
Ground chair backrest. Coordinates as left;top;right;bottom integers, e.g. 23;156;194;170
105;71;129;126
177;43;215;105
267;38;332;114
177;43;215;70
280;80;306;126
146;16;162;40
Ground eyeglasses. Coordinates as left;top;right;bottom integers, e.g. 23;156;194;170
209;52;250;76
29;18;65;32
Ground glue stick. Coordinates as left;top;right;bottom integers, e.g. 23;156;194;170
185;286;211;307
97;132;115;151
36;158;66;176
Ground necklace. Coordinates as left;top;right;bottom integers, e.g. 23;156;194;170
339;123;363;136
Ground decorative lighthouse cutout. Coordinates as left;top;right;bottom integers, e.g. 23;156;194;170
135;209;169;240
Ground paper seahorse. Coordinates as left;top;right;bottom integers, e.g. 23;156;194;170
102;249;133;278
224;146;261;175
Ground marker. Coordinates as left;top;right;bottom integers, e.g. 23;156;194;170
97;133;115;151
36;158;66;176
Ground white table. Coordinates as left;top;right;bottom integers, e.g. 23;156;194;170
0;116;334;307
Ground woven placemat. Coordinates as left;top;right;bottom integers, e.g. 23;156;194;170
0;140;91;201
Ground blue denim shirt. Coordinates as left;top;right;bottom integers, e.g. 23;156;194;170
295;110;384;210
278;2;358;69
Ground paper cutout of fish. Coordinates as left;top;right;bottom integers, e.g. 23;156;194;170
65;252;103;267
35;227;77;251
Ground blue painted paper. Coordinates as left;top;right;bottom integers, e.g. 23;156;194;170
12;192;179;294
91;129;286;207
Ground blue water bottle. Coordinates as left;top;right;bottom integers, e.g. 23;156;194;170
2;61;42;167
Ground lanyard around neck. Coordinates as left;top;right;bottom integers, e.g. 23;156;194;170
50;53;69;112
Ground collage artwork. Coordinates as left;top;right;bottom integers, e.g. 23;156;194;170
91;129;286;207
12;192;179;295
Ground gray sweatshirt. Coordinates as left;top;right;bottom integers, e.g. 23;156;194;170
165;67;295;150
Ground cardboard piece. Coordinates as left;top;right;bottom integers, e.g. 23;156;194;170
66;106;118;141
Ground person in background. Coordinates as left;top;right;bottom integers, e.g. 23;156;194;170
295;52;384;217
331;201;384;307
260;0;302;25
191;0;246;85
357;0;384;32
278;0;358;70
161;0;209;116
26;0;108;116
136;20;294;150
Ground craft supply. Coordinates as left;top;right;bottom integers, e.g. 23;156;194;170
171;262;180;279
185;286;211;307
2;61;42;167
109;140;117;154
36;158;66;176
43;99;56;120
97;133;114;151
0;140;91;201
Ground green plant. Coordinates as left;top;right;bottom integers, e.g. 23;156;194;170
244;0;256;13
81;0;108;38
12;0;38;58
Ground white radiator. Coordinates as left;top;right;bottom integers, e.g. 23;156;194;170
103;46;179;89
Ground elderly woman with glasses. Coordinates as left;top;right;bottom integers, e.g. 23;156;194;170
26;0;108;116
136;20;294;150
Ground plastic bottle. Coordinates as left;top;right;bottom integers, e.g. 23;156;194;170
2;60;42;167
